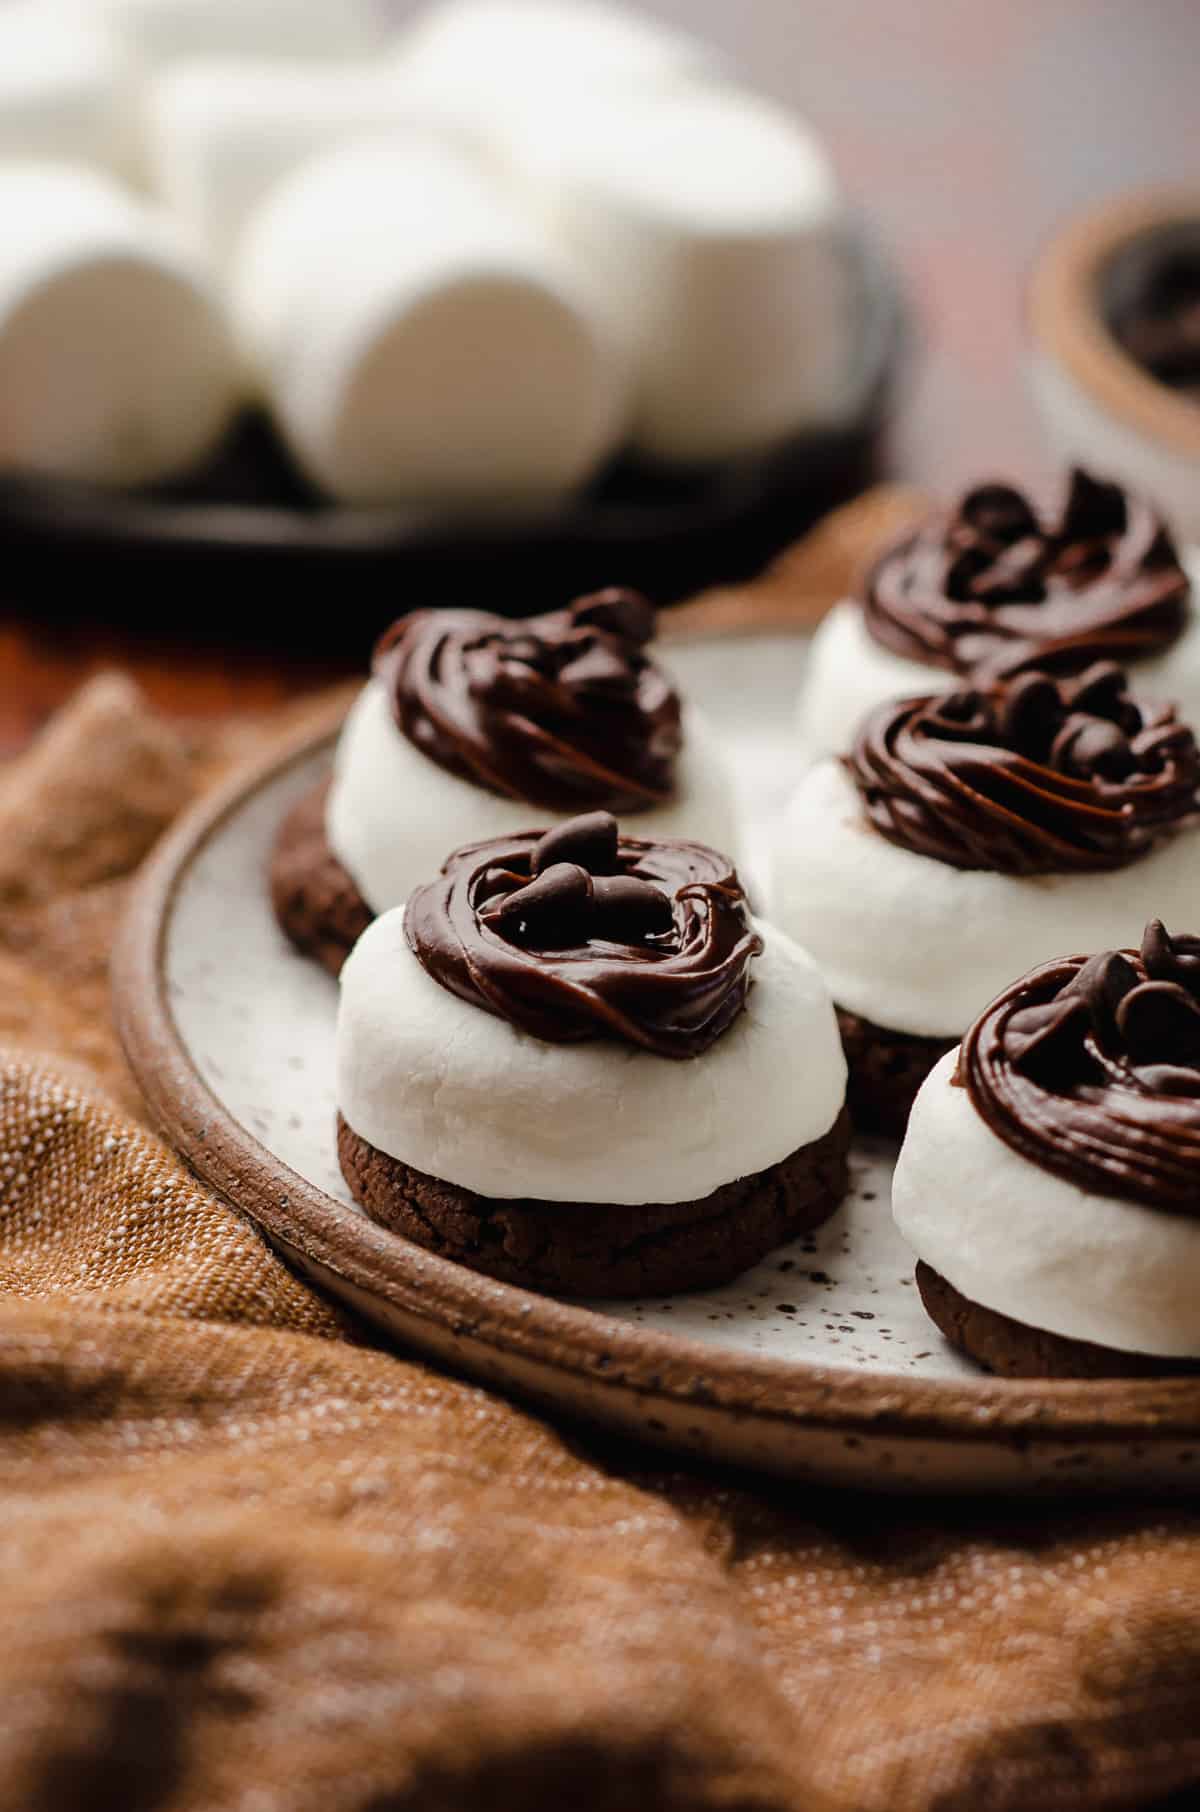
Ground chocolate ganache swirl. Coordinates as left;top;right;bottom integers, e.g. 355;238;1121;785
862;468;1189;680
374;589;681;812
960;921;1200;1212
846;662;1200;874
404;811;761;1058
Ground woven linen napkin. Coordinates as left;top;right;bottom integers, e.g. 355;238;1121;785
2;496;1200;1812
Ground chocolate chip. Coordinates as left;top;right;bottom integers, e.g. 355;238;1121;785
570;588;656;645
1052;716;1136;781
592;875;674;940
1059;467;1126;541
532;812;619;877
999;672;1061;755
1066;661;1128;720
1117;981;1200;1066
1067;950;1139;1036
481;863;593;944
959;482;1040;543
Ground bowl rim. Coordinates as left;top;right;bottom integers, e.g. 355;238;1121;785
1028;187;1200;460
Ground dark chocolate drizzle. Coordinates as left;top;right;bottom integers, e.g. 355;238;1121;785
862;469;1189;680
404;812;762;1059
374;589;681;812
960;921;1200;1212
846;662;1200;874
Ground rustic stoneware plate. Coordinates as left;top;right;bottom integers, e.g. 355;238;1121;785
114;634;1200;1494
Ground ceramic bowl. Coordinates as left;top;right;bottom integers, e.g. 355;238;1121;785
1028;188;1200;543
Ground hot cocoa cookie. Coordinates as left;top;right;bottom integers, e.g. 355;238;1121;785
270;782;371;976
339;1110;850;1298
336;812;850;1297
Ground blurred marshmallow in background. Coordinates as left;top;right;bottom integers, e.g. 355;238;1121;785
389;0;719;121
84;0;379;71
493;83;853;465
143;61;469;272
0;161;238;486
231;138;630;507
0;2;124;172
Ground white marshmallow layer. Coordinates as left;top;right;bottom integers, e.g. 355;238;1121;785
893;1051;1200;1358
326;676;742;915
766;759;1200;1040
795;548;1200;766
231;138;630;505
0;162;238;485
337;911;847;1204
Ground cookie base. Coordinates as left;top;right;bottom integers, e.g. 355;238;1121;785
270;781;373;976
338;1109;852;1298
915;1261;1200;1379
836;1007;956;1140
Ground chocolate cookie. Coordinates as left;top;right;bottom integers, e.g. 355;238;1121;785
338;1108;851;1298
836;1008;955;1140
270;781;373;977
915;1262;1200;1379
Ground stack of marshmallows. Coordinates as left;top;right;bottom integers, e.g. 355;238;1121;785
0;0;855;504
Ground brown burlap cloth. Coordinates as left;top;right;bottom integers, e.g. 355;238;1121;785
3;493;1200;1812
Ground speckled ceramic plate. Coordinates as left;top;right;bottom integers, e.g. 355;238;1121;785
114;635;1200;1494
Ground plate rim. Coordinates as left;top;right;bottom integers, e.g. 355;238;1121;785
113;708;1200;1454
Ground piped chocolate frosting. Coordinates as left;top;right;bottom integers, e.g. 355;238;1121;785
862;468;1189;680
846;662;1200;874
404;812;761;1058
960;921;1200;1212
374;590;681;812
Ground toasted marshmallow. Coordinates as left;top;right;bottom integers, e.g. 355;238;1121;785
144;60;472;269
488;82;851;464
0;4;124;172
232;138;630;507
0;163;238;486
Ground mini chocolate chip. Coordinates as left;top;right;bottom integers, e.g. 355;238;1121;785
1059;467;1126;541
1052;717;1136;781
481;862;593;944
1066;661;1128;720
929;689;995;741
960;482;1040;543
999;672;1062;755
532;812;619;877
1067;950;1139;1037
592;875;674;940
571;588;656;645
1117;981;1200;1066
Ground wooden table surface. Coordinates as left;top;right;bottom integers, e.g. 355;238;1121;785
3;0;1198;753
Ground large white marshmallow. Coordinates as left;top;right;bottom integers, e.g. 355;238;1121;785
492;82;852;464
390;0;716;114
766;758;1200;1039
337;911;847;1204
893;1051;1200;1359
0;4;124;171
144;59;471;270
326;676;742;914
0;162;238;486
796;546;1200;765
231;137;630;506
88;0;378;71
